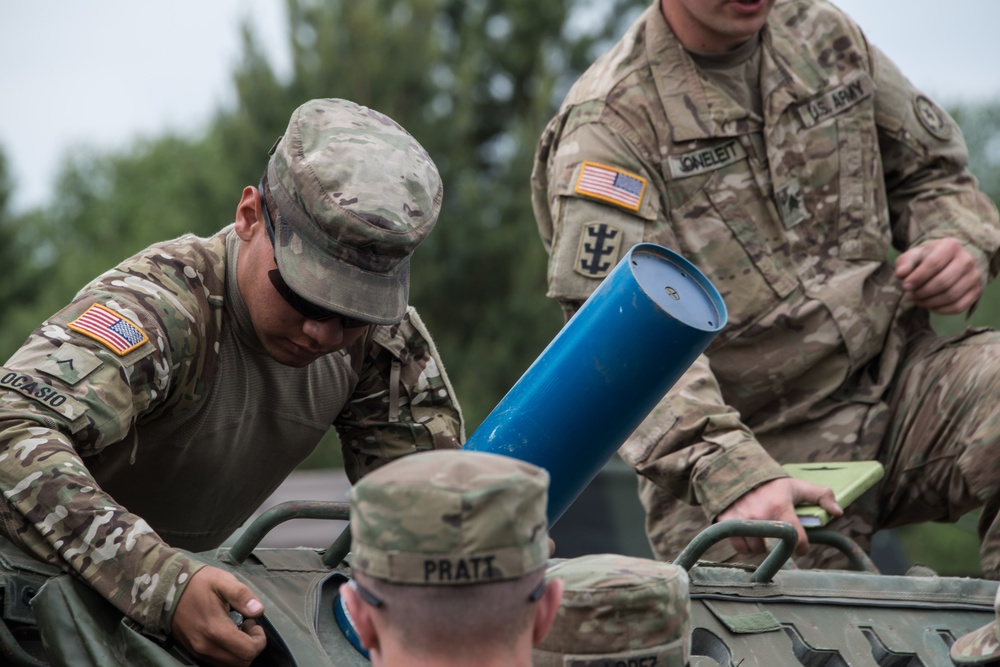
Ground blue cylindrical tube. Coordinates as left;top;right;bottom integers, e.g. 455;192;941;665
463;243;727;524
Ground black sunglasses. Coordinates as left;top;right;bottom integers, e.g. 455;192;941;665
258;185;369;328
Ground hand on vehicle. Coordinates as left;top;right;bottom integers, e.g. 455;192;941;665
171;565;267;666
716;477;842;556
895;238;983;315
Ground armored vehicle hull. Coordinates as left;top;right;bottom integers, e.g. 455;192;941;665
4;504;994;667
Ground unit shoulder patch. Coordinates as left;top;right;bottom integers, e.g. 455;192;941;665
574;162;647;212
67;304;149;356
913;94;952;141
575;222;624;279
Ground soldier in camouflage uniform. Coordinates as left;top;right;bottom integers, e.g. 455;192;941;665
533;553;690;667
0;98;464;666
532;0;1000;591
341;449;564;667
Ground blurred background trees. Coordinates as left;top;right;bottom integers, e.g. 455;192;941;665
0;0;649;425
0;0;997;573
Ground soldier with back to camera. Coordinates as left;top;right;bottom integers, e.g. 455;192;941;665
341;449;564;667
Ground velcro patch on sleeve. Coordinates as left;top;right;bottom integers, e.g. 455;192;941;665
0;368;88;426
67;304;149;356
36;344;103;386
573;161;647;212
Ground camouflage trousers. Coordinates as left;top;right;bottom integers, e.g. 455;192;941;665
641;328;1000;578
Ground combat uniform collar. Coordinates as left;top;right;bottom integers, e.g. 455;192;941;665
644;1;830;142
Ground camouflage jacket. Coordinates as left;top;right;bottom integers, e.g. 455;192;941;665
0;227;464;635
531;0;1000;519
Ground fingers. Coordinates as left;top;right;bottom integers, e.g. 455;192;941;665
219;578;265;621
718;478;844;557
792;480;842;518
894;246;925;279
718;478;801;555
172;566;268;667
729;535;767;554
895;239;983;314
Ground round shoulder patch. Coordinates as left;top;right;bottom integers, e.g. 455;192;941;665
913;95;952;141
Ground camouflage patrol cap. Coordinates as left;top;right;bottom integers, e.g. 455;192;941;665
533;554;691;667
951;586;1000;664
349;450;550;586
265;98;442;325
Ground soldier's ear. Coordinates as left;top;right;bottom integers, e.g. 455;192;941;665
532;578;564;644
234;186;262;240
341;583;381;652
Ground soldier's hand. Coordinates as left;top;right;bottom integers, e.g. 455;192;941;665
171;565;266;667
895;238;983;315
716;477;842;556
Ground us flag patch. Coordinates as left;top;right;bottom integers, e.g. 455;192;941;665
67;304;149;356
574;161;647;212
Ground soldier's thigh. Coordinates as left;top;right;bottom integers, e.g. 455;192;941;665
879;330;1000;528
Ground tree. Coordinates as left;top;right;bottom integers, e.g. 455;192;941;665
0;0;649;439
220;0;650;427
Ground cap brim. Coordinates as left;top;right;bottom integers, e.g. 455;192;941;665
273;216;409;326
952;621;1000;664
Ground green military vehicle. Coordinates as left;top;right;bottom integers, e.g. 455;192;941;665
1;492;994;666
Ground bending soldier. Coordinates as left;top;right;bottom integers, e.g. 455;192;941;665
0;98;464;666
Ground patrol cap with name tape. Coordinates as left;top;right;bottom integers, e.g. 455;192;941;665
532;554;691;667
952;586;1000;664
349;450;550;585
265;98;442;325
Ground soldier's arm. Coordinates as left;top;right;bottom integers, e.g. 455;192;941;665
534;114;788;519
870;43;1000;302
335;306;464;482
0;307;203;636
0;269;219;635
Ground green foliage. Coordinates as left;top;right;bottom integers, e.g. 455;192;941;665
0;0;647;446
216;0;649;428
898;511;983;577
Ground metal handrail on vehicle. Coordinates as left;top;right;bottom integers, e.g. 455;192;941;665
673;519;882;581
226;500;351;564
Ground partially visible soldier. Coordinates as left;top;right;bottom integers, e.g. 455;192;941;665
953;587;1000;665
341;449;564;667
532;0;1000;580
0;98;464;666
533;553;690;667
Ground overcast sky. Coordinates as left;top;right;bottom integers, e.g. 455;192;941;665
1;1;997;213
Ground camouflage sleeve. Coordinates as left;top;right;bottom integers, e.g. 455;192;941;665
335;307;465;483
532;113;785;519
0;240;224;635
618;359;786;518
870;43;1000;279
0;421;201;637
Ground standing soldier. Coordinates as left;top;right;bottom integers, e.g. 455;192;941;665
531;0;1000;654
